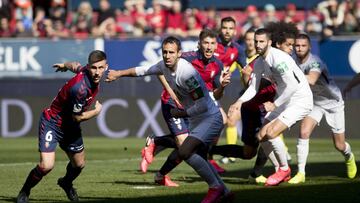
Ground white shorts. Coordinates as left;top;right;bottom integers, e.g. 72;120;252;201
308;104;345;134
265;99;313;128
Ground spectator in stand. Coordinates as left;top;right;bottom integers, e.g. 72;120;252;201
70;1;93;39
49;0;66;23
92;0;117;38
47;19;70;39
14;19;33;37
166;0;186;38
305;15;323;35
14;0;33;31
0;17;14;37
340;12;359;33
147;0;171;36
32;7;49;38
242;5;262;35
262;3;279;26
185;14;202;37
0;0;12;21
283;3;304;24
318;0;346;37
203;7;220;30
126;0;150;37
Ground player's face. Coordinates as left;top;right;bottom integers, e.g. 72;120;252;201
220;21;236;43
88;59;108;84
199;36;217;59
295;38;310;59
162;43;181;69
244;32;255;52
277;38;295;55
255;33;271;56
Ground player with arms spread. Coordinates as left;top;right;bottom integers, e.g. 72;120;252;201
17;50;107;203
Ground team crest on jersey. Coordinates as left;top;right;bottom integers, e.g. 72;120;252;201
210;70;215;78
73;104;83;113
185;76;200;90
310;62;321;70
276;62;289;73
45;142;49;149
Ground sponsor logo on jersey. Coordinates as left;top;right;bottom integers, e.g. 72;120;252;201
276;62;289;73
73;103;83;113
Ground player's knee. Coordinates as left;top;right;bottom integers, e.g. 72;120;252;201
299;129;311;139
265;128;278;139
73;161;85;169
39;162;54;173
243;148;257;159
178;148;192;160
334;142;345;152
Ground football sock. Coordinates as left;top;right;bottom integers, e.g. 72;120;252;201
153;134;177;156
261;140;280;170
226;126;238;145
159;149;182;176
209;145;244;158
297;138;309;174
185;154;220;188
342;142;352;161
250;147;268;177
20;165;48;195
62;162;83;185
207;159;229;192
269;137;289;171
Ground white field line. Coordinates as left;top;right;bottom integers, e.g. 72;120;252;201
1;151;358;167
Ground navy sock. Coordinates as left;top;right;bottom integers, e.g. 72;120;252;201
62;162;83;185
210;145;245;158
20;165;48;195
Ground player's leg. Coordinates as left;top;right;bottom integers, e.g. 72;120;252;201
224;106;240;158
17;115;58;203
208;107;226;173
57;134;85;201
289;115;317;184
258;118;291;186
327;105;357;179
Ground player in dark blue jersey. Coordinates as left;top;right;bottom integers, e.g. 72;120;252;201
16;50;108;203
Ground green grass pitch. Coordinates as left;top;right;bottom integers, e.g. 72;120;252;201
1;137;359;203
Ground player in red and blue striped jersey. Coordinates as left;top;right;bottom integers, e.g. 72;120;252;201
17;50;108;203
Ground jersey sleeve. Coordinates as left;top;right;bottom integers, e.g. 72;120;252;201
70;84;88;115
135;61;162;76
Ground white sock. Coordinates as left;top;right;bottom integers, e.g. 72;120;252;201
260;141;279;171
342;142;352;161
297;138;309;174
269;136;289;171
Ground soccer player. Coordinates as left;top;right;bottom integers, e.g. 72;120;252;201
214;16;246;165
228;28;313;186
140;29;231;177
288;33;357;184
16;50;108;203
106;36;230;203
210;22;299;184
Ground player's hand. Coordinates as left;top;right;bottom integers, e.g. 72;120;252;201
227;100;242;117
263;101;276;112
220;69;231;88
94;100;102;114
53;63;67;72
105;70;119;82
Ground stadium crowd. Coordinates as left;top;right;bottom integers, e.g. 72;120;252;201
0;0;360;40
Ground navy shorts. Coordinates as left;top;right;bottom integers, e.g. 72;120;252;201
161;102;189;136
38;113;84;153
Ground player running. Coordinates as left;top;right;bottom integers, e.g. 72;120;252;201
288;33;357;184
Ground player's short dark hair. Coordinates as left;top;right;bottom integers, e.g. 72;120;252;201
88;50;107;64
255;28;271;40
266;21;299;47
245;27;256;36
162;36;182;51
199;28;217;41
221;16;236;25
296;32;311;43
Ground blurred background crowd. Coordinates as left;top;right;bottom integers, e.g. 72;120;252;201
0;0;359;40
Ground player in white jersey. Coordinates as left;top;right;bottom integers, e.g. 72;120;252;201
288;33;357;184
228;28;313;186
105;36;230;203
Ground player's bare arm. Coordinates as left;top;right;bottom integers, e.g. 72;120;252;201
105;68;138;82
306;71;320;86
157;75;183;108
73;101;102;122
53;61;81;73
343;73;360;97
241;65;253;85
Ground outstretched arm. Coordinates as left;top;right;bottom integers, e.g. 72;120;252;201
53;61;82;73
343;73;360;97
105;68;137;82
72;100;102;123
157;75;183;108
